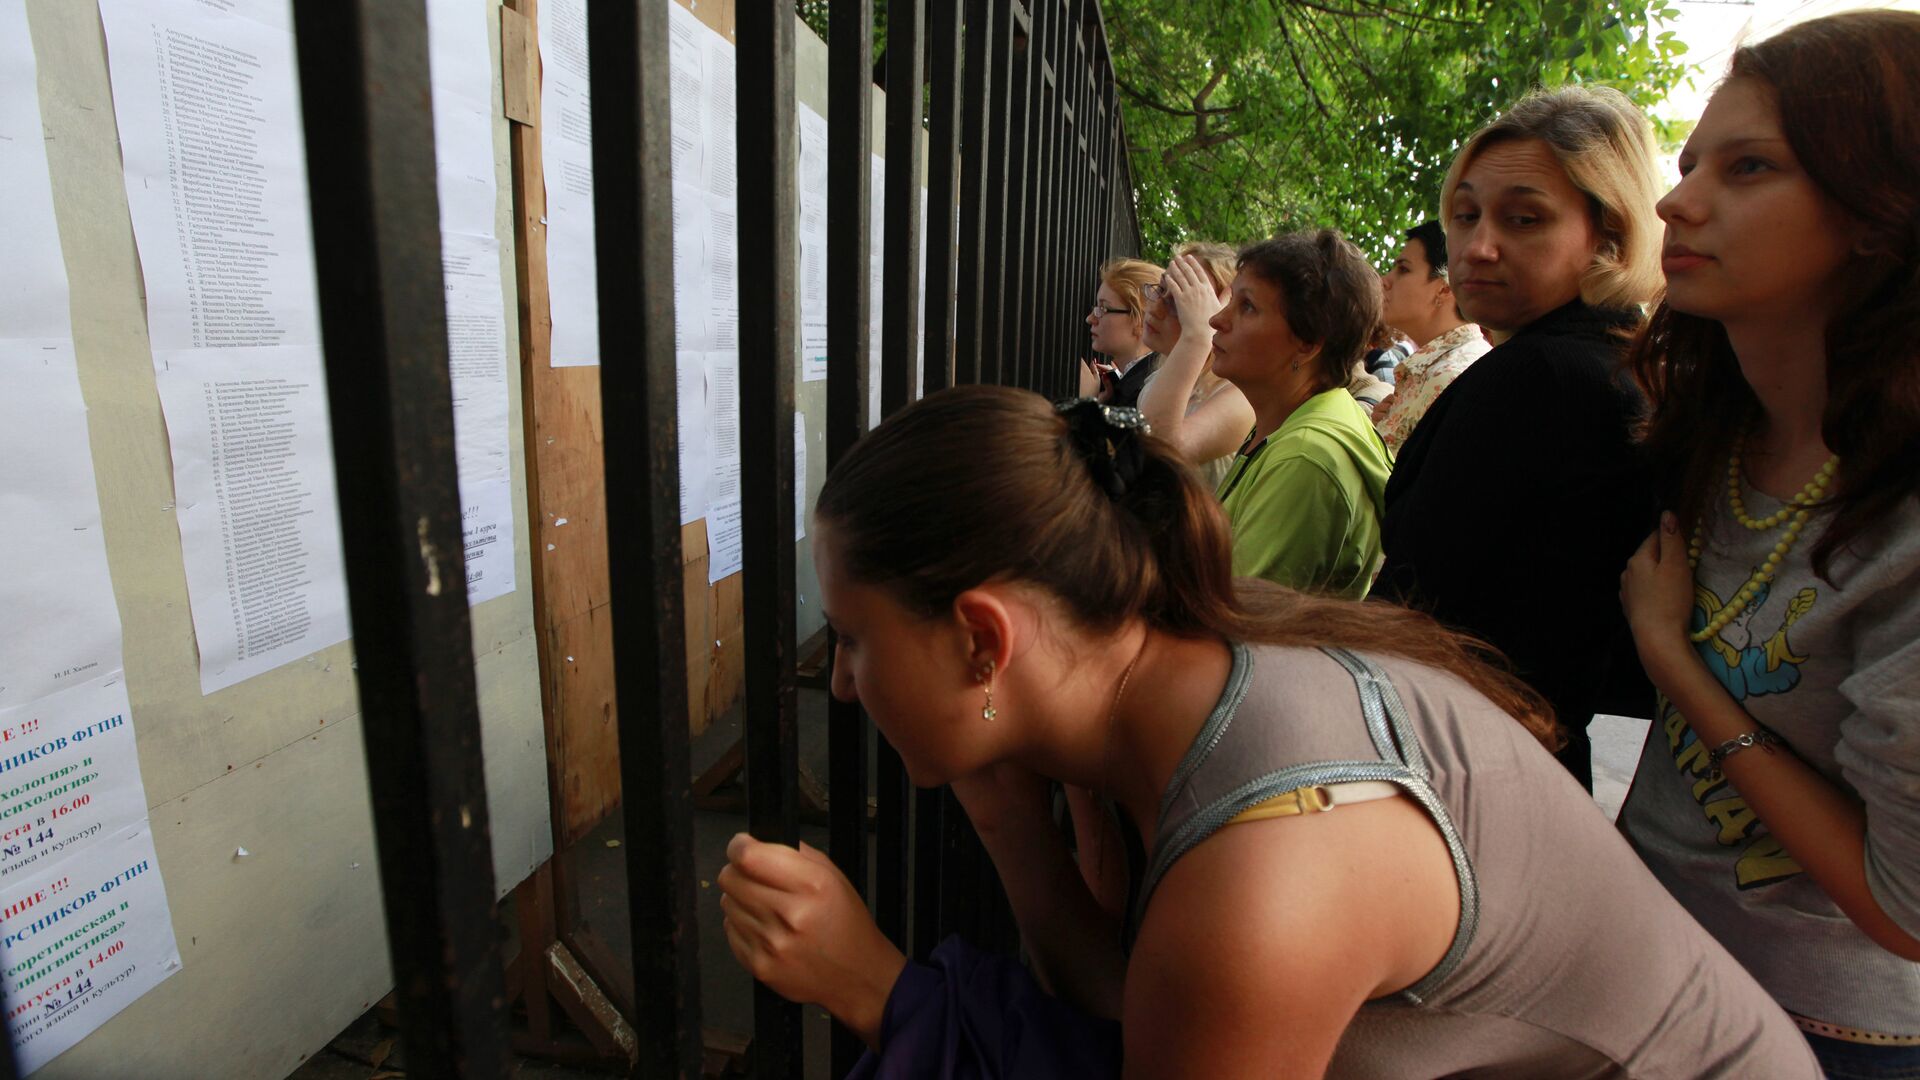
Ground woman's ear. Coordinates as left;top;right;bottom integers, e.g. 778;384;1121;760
951;588;1016;679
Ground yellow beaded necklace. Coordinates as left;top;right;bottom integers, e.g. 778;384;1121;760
1686;441;1839;644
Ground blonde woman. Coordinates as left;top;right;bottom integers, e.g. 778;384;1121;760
1081;257;1163;406
1135;242;1255;490
1371;86;1665;791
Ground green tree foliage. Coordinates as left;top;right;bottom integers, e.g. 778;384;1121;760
1104;0;1691;265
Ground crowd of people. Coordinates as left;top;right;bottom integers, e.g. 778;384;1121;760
715;11;1920;1077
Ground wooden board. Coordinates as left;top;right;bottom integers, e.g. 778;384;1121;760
504;0;744;850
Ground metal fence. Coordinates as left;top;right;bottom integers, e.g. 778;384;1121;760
285;0;1139;1076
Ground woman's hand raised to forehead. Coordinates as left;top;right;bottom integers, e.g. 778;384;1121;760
1166;254;1226;332
718;834;907;1049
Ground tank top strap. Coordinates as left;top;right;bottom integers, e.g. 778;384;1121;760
1127;644;1481;1004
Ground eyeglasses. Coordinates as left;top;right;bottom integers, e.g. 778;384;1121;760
1089;303;1133;318
1142;283;1171;307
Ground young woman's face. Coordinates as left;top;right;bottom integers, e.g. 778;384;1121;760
816;524;984;788
1086;282;1142;358
1208;269;1313;390
1656;78;1861;327
1446;138;1600;334
1379;239;1449;336
1141;270;1180;354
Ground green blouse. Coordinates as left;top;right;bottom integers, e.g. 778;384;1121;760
1215;388;1393;599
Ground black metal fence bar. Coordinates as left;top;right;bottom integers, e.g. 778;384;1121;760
1066;4;1094;389
1016;2;1055;396
584;3;704;1076
978;0;1020;388
1040;3;1070;399
999;2;1037;391
825;0;876;1073
953;0;994;387
915;0;955;937
288;4;507;1076
874;0;927;957
735;6;804;1075
924;0;963;395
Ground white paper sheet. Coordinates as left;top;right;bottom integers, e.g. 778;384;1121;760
793;413;808;542
705;351;743;582
2;14;180;1067
0;675;153;889
798;105;830;382
428;0;517;606
98;0;349;694
0;823;182;1074
0;14;123;709
537;0;598;366
677;350;711;525
99;0;518;693
151;354;351;693
665;4;746;558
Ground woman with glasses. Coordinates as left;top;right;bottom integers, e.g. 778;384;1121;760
1083;258;1162;407
1206;230;1393;600
1134;241;1255;491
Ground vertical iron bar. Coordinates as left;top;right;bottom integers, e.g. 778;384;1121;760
953;0;995;386
826;0;876;1072
736;6;804;1076
1040;5;1069;399
881;0;927;417
999;3;1035;390
585;3;703;1076
978;0;1018;387
289;4;507;1076
1016;2;1054;396
875;0;927;955
922;0;962;393
1073;5;1098;385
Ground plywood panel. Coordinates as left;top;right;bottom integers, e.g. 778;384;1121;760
509;0;750;850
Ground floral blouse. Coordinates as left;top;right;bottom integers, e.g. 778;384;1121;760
1373;322;1491;456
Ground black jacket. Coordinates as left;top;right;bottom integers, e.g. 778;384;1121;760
1105;352;1161;409
1371;301;1656;783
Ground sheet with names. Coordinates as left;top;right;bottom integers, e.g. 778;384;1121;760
96;0;519;695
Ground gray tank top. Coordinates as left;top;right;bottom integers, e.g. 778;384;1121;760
1133;642;1817;1078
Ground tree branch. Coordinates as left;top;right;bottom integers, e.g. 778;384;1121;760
1275;13;1333;124
1162;128;1241;166
1114;73;1241;118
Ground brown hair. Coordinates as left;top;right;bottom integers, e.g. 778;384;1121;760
1099;257;1163;341
1236;229;1382;394
1440;85;1664;311
1629;10;1920;579
817;385;1561;750
1171;240;1237;294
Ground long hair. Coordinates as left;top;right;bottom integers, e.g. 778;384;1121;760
1629;10;1920;578
817;386;1561;750
1440;85;1664;312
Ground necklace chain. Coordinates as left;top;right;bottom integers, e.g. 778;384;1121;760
1687;439;1838;644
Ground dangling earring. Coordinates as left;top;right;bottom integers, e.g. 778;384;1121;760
977;659;997;721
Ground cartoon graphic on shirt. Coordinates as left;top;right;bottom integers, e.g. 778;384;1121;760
1660;574;1819;890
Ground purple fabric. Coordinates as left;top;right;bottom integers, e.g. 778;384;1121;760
845;936;1121;1079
